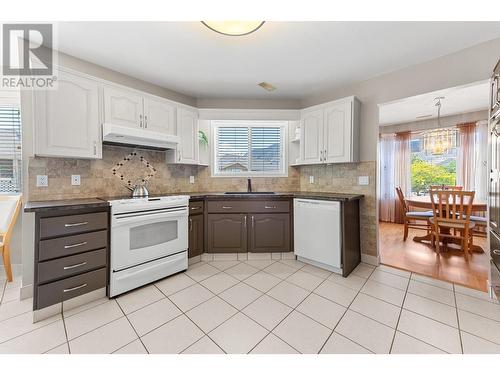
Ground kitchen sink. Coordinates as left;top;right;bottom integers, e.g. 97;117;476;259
224;192;276;195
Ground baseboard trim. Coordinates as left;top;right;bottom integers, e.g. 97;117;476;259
20;284;33;300
361;253;380;266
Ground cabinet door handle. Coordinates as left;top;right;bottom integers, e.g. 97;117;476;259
178;150;181;162
93;141;97;156
64;221;88;228
493;250;500;256
139;114;143;128
264;206;277;209
189;218;193;232
320;150;323;162
63;283;87;293
243;215;247;227
145;115;148;128
191;206;200;210
64;241;87;249
251;215;255;228
222;206;232;209
63;262;87;270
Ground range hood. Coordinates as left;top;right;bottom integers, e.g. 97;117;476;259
102;123;180;150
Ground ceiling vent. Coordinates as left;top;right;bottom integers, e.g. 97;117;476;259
258;82;276;92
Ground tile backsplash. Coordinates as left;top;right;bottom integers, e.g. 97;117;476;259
28;146;377;257
28;145;300;201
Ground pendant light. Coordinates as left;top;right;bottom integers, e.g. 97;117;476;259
423;96;455;155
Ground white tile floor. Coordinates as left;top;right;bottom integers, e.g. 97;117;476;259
1;259;500;354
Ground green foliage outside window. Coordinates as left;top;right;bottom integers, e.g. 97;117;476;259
410;155;456;195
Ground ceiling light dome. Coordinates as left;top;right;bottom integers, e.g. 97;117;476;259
201;21;265;36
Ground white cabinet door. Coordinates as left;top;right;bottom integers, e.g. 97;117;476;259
103;85;143;129
34;70;101;158
324;100;352;163
300;109;323;164
143;96;176;135
176;107;199;164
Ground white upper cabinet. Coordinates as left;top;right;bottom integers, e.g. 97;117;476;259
103;85;143;129
175;107;199;164
143;96;176;135
34;70;101;159
297;96;360;165
300;108;323;164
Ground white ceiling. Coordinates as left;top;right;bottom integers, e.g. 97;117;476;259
378;81;490;126
55;22;500;100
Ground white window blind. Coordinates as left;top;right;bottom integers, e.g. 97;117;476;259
0;106;22;193
214;121;286;177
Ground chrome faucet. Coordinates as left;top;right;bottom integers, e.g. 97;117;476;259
247;178;252;193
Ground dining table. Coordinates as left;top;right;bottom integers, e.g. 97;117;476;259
405;195;488;253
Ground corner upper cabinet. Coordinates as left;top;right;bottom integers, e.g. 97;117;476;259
103;85;143;129
34;70;102;159
167;106;199;164
296;96;360;165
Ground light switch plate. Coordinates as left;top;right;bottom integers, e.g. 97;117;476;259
36;175;48;187
309;175;314;184
358;176;369;186
189;175;195;184
71;175;81;186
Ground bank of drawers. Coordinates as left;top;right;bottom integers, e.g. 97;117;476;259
35;209;109;310
207;200;290;213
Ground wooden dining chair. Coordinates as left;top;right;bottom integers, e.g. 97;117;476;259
429;185;463;191
395;187;433;241
0;195;22;282
429;190;475;259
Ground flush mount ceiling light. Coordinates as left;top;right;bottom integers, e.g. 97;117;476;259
258;81;276;92
201;21;265;36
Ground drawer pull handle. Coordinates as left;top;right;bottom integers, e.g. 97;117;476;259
493;250;500;255
63;283;87;293
264;206;277;209
222;206;232;209
64;241;87;249
64;221;89;228
191;206;200;210
63;262;87;270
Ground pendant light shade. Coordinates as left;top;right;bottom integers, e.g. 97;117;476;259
201;21;265;36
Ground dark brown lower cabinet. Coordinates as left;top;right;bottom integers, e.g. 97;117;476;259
188;214;204;258
249;213;290;253
207;213;248;253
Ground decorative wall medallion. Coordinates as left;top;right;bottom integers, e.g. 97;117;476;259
111;150;157;189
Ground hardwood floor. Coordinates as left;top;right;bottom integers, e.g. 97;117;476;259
379;222;489;291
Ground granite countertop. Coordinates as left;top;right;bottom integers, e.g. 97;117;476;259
24;198;109;212
25;191;364;212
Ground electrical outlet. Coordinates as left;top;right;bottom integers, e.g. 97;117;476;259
358;176;369;186
71;175;81;186
309;175;314;184
36;175;48;187
189;175;195;184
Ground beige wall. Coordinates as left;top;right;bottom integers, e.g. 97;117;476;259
379;110;489;134
57;51;196;106
302;37;500;162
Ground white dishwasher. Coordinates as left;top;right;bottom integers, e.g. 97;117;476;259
294;199;342;274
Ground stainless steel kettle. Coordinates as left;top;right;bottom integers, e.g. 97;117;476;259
127;183;150;198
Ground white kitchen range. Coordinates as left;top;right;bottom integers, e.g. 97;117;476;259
108;195;189;297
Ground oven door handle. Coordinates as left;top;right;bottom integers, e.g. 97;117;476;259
113;208;188;225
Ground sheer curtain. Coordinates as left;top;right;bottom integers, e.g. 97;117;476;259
379;132;411;223
394;132;411;224
379;134;396;222
456;122;476;191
